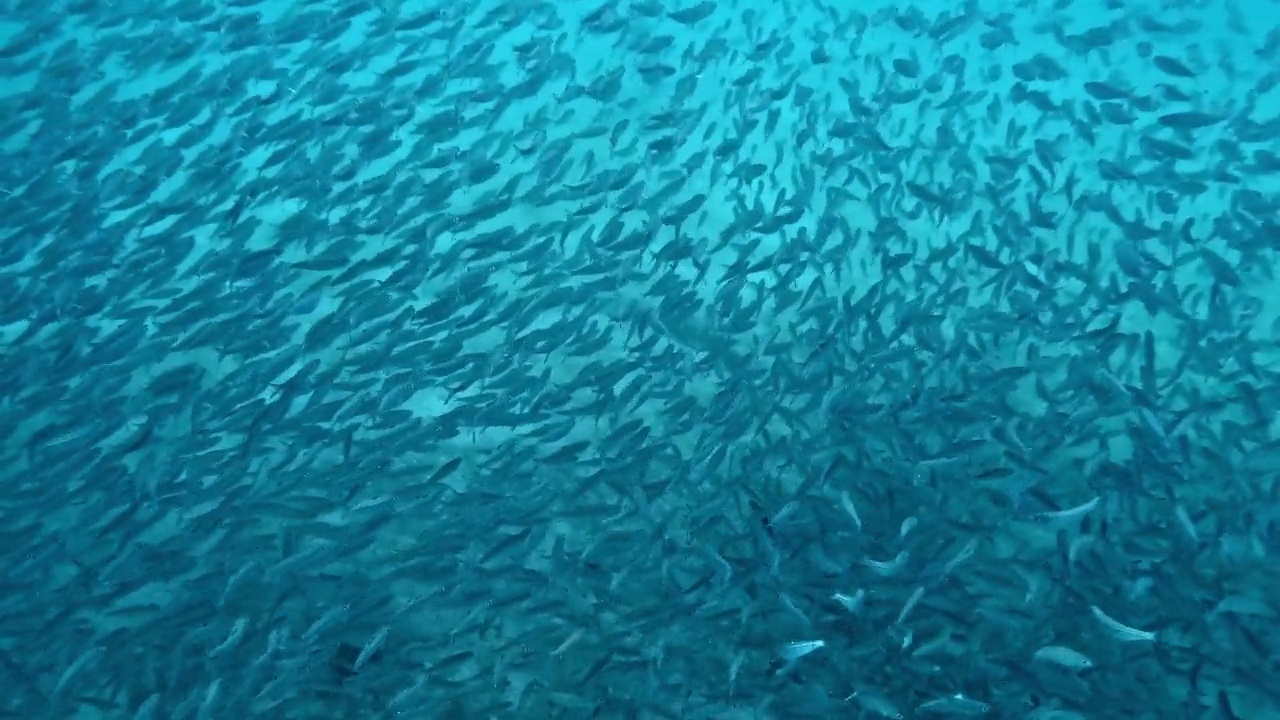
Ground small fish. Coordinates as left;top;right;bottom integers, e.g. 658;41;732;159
779;592;813;627
1090;605;1157;642
209;618;248;658
839;491;863;532
196;678;222;720
426;456;463;484
1032;644;1094;671
938;538;978;579
833;589;866;613
1173;504;1200;543
1031;495;1100;525
728;650;745;694
225;194;250;229
774;639;824;678
779;639;825;661
551;630;584;659
353;626;390;672
771;500;801;526
917;692;991;716
895;586;925;626
864;550;910;576
899;516;918;538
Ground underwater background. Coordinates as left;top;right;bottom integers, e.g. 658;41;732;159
2;0;1280;717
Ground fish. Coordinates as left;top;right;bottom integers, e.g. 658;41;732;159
1032;645;1095;671
779;639;825;662
917;692;992;716
1090;606;1159;642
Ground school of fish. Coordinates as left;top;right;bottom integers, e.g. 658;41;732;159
1;0;1279;717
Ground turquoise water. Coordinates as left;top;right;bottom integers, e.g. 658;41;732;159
1;0;1279;717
